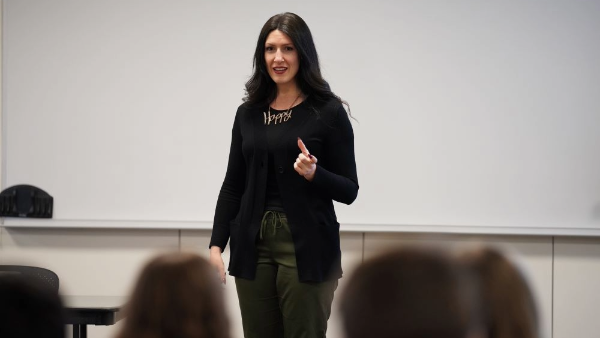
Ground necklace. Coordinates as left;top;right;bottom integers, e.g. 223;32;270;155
264;94;301;125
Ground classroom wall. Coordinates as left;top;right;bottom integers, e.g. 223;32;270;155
2;227;600;338
2;3;600;338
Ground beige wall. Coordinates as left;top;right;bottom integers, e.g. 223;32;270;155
554;237;600;338
2;227;600;338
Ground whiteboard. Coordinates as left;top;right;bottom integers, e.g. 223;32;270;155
3;0;600;235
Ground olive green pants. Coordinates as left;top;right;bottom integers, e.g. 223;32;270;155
235;211;338;338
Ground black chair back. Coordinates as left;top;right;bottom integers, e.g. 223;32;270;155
0;265;59;292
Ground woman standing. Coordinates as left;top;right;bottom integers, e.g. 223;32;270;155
209;12;358;338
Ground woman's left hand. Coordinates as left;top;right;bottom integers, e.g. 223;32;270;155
295;137;318;181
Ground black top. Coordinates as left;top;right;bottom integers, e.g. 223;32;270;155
210;98;359;282
264;106;291;212
265;153;285;212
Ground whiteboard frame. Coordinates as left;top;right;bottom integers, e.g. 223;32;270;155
3;218;600;237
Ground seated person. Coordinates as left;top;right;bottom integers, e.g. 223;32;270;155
339;246;484;338
0;274;65;338
115;251;230;338
458;246;540;338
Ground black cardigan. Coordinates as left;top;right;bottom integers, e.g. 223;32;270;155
210;98;359;282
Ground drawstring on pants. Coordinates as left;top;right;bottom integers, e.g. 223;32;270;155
260;211;284;240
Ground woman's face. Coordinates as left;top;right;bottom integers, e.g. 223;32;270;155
264;30;299;88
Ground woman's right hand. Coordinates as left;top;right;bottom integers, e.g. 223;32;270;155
209;246;226;284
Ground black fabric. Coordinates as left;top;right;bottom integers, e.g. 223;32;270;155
210;98;359;282
265;155;284;212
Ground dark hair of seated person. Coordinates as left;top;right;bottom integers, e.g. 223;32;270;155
458;246;540;338
0;275;65;338
115;251;230;338
340;246;484;338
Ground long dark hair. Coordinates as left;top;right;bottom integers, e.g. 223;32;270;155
340;247;483;338
458;247;540;338
115;252;230;338
244;12;348;112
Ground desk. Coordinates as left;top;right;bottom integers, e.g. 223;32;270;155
62;296;127;338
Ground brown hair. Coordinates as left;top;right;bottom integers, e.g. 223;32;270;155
458;247;540;338
115;251;230;338
340;247;483;338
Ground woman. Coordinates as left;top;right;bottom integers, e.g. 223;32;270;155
458;246;540;338
209;12;358;338
115;252;230;338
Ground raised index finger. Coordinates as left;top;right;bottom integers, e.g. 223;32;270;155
297;137;311;157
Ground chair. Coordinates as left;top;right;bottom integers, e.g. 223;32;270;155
0;265;59;292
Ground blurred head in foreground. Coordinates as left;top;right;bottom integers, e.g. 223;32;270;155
116;251;230;338
340;246;484;338
458;246;540;338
